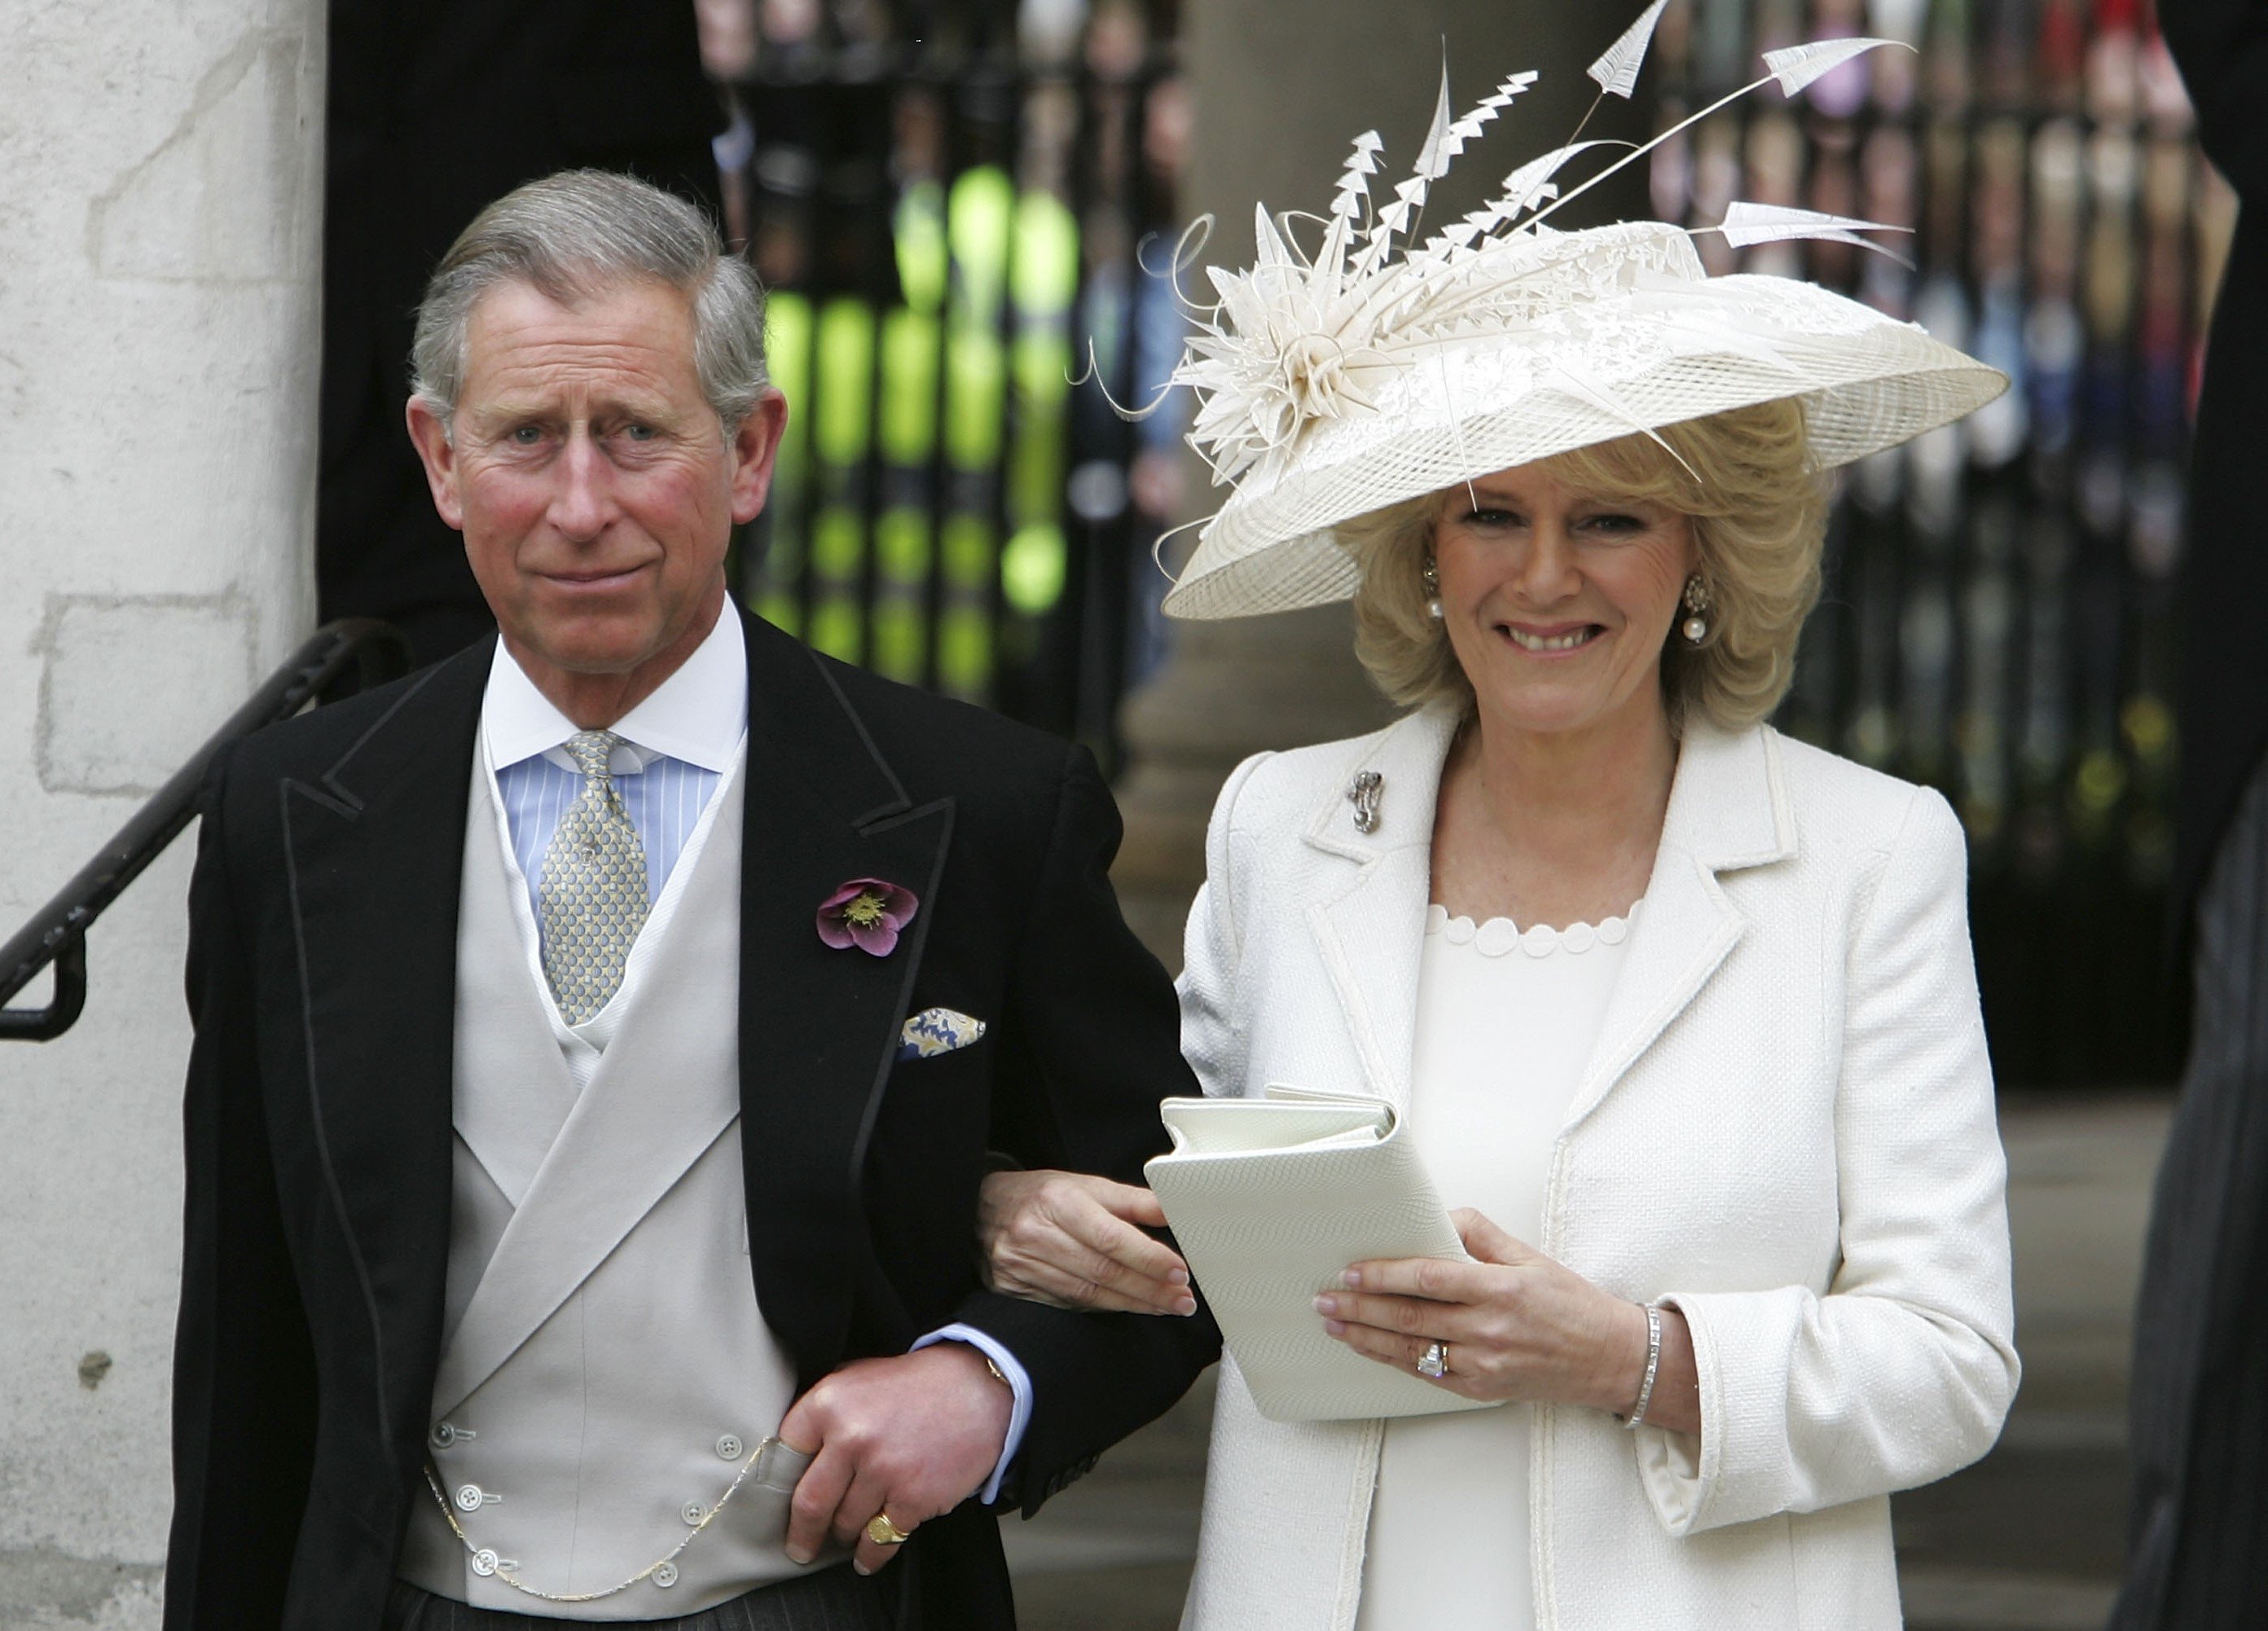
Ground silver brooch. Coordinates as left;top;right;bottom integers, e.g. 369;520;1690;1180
1348;771;1383;834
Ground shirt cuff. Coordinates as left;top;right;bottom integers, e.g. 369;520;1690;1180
911;1324;1031;1505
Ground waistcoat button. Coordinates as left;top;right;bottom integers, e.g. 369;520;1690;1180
714;1434;744;1462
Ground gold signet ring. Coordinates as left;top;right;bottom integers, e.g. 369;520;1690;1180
865;1511;914;1545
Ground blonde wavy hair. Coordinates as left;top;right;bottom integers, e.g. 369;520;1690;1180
1338;398;1827;733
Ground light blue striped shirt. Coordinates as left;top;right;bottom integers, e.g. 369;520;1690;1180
496;747;722;917
481;620;747;933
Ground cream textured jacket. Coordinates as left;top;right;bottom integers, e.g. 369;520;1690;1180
1175;705;2020;1631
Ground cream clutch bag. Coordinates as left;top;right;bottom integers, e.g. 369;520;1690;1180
1145;1085;1493;1422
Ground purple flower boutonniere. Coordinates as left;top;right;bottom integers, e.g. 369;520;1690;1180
817;877;919;957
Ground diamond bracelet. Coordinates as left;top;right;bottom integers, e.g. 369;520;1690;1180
1620;1303;1664;1431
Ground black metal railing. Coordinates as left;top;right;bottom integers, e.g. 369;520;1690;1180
0;619;411;1043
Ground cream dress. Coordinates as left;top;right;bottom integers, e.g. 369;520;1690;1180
1352;900;1639;1631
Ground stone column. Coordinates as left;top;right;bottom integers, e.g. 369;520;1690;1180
1113;0;1651;965
0;2;325;1620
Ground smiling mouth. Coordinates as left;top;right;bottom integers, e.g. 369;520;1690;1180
1501;624;1602;653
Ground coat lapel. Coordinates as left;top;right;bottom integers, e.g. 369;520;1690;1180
279;641;490;1449
1297;710;1794;1134
1303;706;1462;1112
734;614;952;1386
1563;723;1796;1132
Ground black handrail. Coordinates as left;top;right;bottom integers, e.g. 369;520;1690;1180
0;618;412;1043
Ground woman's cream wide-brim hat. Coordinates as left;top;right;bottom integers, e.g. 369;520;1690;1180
1154;18;2008;621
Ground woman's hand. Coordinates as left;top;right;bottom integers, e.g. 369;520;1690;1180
1315;1208;1699;1431
976;1169;1198;1317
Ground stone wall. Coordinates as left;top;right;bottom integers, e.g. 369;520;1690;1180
0;1;323;1621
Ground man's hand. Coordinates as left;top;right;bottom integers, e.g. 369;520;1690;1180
978;1169;1196;1316
776;1344;1014;1575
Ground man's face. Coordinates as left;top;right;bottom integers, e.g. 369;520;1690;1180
407;277;785;696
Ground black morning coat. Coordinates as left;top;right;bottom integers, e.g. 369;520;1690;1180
162;609;1221;1630
2115;8;2268;1630
2165;0;2268;925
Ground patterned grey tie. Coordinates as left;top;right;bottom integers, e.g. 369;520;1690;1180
538;730;650;1024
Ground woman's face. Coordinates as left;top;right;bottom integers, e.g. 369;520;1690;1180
1430;460;1697;743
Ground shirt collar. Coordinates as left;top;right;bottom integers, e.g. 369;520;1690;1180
481;609;749;775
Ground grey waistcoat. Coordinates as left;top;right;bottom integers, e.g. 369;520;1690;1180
399;753;828;1617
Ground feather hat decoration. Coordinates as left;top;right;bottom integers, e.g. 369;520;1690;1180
1153;3;2006;622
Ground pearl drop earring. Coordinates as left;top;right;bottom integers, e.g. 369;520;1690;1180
1681;574;1711;644
1423;557;1444;620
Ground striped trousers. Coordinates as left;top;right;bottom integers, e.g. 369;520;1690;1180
2113;750;2268;1629
382;1565;897;1631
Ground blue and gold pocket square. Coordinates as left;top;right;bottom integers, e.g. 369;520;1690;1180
898;1007;987;1061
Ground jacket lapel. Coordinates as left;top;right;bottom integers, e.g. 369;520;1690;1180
1304;706;1462;1112
1563;723;1796;1132
734;613;952;1386
1297;711;1794;1133
279;640;490;1450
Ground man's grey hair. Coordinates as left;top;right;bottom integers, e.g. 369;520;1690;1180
411;169;769;437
